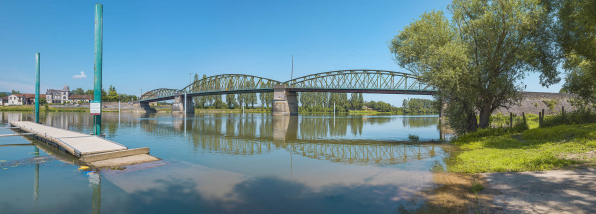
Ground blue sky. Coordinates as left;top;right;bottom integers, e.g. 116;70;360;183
0;0;563;106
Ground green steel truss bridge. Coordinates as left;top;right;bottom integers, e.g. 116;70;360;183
140;70;436;102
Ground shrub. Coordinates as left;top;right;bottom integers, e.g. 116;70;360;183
542;99;558;112
542;109;596;128
408;134;420;142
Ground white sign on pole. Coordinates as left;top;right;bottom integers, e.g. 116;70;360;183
90;101;101;115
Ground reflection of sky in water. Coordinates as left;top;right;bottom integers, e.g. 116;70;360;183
0;112;452;214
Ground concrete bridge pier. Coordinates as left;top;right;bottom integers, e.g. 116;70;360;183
139;101;157;113
272;85;298;116
172;95;194;114
272;116;298;142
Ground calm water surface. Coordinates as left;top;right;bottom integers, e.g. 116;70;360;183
0;112;454;214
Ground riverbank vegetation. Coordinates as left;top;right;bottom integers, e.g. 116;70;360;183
448;110;596;173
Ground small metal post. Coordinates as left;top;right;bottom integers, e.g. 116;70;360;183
242;105;244;114
184;93;187;116
334;103;335;117
118;100;120;112
35;53;40;123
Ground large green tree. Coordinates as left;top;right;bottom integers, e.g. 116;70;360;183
71;88;85;95
390;0;560;133
556;0;596;103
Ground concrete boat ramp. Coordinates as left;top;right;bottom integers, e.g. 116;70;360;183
8;121;158;168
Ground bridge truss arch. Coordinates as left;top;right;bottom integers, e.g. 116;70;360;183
140;70;435;102
283;70;434;94
141;74;282;101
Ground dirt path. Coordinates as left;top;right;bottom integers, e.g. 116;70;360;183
481;168;596;214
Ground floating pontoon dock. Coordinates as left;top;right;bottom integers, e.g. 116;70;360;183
9;121;158;167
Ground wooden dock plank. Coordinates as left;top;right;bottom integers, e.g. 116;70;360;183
10;121;127;156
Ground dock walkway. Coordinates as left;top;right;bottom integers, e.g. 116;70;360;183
9;121;158;167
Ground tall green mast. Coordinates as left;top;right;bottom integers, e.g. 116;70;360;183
93;3;103;135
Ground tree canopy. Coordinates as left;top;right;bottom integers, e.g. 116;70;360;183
390;0;560;134
556;0;596;104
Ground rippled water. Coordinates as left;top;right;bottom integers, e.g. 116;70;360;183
0;112;455;214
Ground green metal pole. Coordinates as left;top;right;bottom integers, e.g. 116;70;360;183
93;4;103;136
35;53;40;123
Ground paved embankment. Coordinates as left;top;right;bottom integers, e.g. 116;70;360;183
493;92;577;116
482;168;596;214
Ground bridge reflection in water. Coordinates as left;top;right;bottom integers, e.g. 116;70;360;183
137;113;452;166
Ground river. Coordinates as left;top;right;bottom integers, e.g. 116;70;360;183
0;111;458;214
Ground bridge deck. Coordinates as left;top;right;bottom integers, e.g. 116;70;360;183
9;121;127;157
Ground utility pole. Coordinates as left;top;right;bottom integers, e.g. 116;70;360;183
291;55;294;84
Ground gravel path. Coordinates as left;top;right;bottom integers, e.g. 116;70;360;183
482;168;596;214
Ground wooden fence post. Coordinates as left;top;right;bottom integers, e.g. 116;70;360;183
539;111;542;127
522;112;526;125
510;112;513;128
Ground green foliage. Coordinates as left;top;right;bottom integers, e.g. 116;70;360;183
408;134;420;142
556;0;596;104
448;123;596;173
193;73;200;107
471;183;484;194
390;0;560;134
401;98;439;114
213;95;224;109
226;94;237;109
71;88;85;95
542;99;558;111
44;103;49;111
542;109;596;128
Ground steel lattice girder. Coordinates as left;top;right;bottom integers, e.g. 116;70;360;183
140;70;435;102
282;70;434;93
140;74;281;101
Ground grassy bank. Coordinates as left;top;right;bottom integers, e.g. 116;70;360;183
448;124;596;173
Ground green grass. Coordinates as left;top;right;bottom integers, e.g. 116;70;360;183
448;124;596;173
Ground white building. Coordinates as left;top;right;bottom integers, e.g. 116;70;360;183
46;85;70;104
69;95;93;103
7;94;22;105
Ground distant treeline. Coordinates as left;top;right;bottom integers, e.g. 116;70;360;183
299;92;364;113
70;86;138;102
188;90;438;114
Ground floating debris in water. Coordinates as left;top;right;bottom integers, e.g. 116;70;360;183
28;152;39;154
0;160;6;162
79;166;90;170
